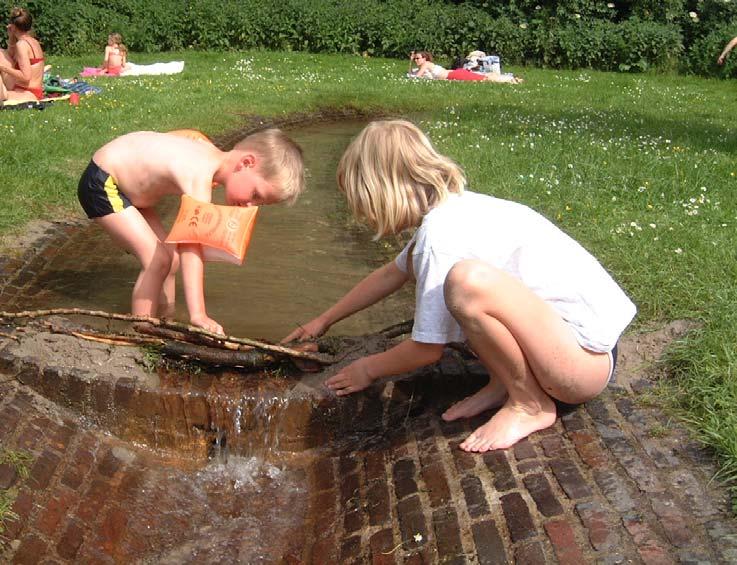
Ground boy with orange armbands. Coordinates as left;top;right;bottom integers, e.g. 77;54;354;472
77;129;305;334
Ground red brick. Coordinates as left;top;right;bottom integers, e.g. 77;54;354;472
549;458;592;500
540;435;566;457
568;431;608;469
396;495;427;551
514;439;537;461
575;501;619;551
28;449;61;490
432;507;463;561
11;533;48;565
57;518;85;559
3;489;34;539
340;535;362;562
461;475;489;518
370;528;397;565
544;519;586;564
366;475;390;527
392;459;417;500
514;540;549;564
34;488;76;537
623;512;673;565
420;462;451;508
483;451;516;491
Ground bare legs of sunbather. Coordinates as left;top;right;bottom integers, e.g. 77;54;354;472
442;260;610;452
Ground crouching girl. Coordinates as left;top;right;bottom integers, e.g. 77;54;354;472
284;119;636;452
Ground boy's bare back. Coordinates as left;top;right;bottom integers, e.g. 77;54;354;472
92;131;223;208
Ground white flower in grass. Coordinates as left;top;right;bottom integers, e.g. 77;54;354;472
520;23;528;29
674;248;683;254
607;2;615;7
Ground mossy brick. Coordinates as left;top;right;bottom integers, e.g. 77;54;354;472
471;519;508;565
3;489;34;540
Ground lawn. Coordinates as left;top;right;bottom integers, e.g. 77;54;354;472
1;50;736;504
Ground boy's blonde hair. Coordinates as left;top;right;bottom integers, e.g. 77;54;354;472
337;119;465;238
234;129;305;205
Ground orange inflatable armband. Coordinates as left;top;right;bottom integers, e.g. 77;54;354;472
167;128;214;145
165;195;258;265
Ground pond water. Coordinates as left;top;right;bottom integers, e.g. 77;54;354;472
32;120;414;342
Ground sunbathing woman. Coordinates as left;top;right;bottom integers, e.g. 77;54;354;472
0;7;45;103
412;51;522;84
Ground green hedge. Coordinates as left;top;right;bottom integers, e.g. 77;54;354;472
5;0;736;75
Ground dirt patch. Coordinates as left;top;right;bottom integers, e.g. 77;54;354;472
614;319;699;389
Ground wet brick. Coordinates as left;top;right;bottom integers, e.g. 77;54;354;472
0;462;18;489
311;457;335;492
99;505;129;554
369;528;397;565
483;450;516;491
461;475;489;518
366;474;391;526
396;494;427;549
46;421;77;454
4;489;34;539
576;501;620;551
500;492;536;542
420;461;451;508
340;535;362;562
339;454;360;476
549;458;592;500
432;506;463;561
60;443;96;490
392;459;417;500
16;423;44;453
28;449;61;490
471;519;508;565
97;448;123;478
11;533;49;565
311;490;338;532
113;378;136;412
34;488;76;537
523;473;564;517
76;478;113;526
544;519;586;563
310;535;339;564
343;506;363;534
57;518;85;560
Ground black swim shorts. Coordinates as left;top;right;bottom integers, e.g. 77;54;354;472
77;160;132;219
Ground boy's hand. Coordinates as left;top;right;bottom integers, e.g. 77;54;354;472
325;357;374;396
281;317;327;343
191;314;224;335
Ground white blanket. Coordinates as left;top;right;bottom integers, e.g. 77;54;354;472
120;61;185;76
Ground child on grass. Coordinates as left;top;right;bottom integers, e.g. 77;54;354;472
78;129;305;334
284;119;635;452
102;33;127;75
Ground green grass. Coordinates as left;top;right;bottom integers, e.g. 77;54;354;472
2;50;737;504
0;447;32;541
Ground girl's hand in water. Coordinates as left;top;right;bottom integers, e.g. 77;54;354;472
191;314;224;335
325;357;374;396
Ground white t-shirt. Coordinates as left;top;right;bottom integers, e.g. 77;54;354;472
394;191;636;352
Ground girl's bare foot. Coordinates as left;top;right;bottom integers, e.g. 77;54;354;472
441;379;507;421
459;396;556;452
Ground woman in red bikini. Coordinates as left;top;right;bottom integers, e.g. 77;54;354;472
0;7;45;103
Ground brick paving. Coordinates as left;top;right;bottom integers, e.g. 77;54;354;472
1;220;737;564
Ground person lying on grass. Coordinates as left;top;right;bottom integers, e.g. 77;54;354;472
284;119;635;452
411;51;523;84
78;129;304;335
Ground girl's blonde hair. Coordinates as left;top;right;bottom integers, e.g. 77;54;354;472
337;119;465;239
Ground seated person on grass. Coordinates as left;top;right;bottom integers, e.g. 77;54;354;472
0;7;45;103
410;51;523;84
78;129;305;334
284;120;635;452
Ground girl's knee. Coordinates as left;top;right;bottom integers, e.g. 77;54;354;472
444;260;504;315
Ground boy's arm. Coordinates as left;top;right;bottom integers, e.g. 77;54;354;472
283;260;409;342
179;243;224;334
325;339;445;396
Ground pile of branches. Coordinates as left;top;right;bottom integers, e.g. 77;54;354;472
0;308;412;373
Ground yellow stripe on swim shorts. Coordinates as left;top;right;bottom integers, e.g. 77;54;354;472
103;175;125;213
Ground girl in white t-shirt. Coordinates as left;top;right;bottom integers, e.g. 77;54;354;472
284;119;636;452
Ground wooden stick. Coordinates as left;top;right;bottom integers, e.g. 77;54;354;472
0;308;333;364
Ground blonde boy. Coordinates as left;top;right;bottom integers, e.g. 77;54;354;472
78;129;305;334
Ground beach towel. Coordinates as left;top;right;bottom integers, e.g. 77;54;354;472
80;61;185;77
0;94;71;111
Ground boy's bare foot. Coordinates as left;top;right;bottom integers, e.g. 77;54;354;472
459;397;556;452
441;379;507;421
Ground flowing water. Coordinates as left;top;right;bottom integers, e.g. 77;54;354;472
30;120;414;342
